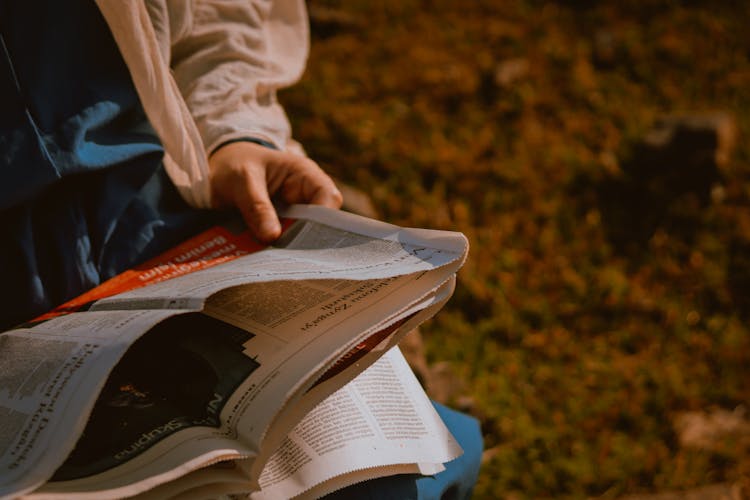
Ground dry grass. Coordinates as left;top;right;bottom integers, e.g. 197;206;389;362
283;1;750;497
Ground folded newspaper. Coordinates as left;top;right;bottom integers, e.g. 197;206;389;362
0;205;469;499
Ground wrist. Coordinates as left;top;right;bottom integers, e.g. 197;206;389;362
210;137;277;157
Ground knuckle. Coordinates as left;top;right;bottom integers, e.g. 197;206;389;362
299;157;321;171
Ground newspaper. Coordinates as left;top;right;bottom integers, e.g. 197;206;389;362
134;347;460;500
0;205;468;499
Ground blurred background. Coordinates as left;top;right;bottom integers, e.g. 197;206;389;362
282;1;750;498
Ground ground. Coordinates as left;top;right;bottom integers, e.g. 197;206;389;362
282;1;750;498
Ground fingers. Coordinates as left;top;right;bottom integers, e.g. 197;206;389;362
310;185;343;208
208;141;342;244
272;156;343;209
208;142;282;243
307;168;344;208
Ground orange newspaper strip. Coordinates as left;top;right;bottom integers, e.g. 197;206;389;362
307;315;413;392
35;219;296;322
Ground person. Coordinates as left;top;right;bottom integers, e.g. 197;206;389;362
0;0;481;497
0;0;341;330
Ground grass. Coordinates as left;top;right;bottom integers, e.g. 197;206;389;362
282;1;750;497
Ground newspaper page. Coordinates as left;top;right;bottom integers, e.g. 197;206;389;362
1;222;272;500
130;347;461;500
251;347;462;500
0;206;468;499
88;205;466;311
29;279;454;499
0;310;182;500
238;278;458;485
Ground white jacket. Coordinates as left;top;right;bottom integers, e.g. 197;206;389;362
95;0;309;208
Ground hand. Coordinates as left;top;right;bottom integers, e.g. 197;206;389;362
208;141;343;243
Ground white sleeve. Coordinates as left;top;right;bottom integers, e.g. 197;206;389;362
170;0;310;153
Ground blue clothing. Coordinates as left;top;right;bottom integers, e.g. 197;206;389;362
0;0;214;329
